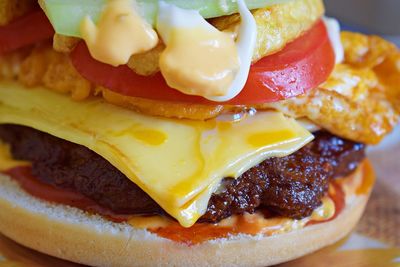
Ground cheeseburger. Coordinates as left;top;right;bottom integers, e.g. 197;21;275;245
0;0;399;266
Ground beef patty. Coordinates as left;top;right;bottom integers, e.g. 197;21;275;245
0;124;366;223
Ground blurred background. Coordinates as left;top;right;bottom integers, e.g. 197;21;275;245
324;0;400;46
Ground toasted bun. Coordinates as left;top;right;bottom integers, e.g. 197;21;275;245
0;165;371;267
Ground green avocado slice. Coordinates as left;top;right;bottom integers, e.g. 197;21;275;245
39;0;291;38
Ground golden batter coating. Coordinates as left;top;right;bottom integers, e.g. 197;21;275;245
0;0;37;26
263;33;400;144
212;0;324;62
17;44;92;101
52;34;80;54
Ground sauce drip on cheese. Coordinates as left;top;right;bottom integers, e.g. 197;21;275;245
80;0;158;66
247;130;297;147
0;143;29;171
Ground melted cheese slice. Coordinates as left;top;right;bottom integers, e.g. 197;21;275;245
0;81;313;227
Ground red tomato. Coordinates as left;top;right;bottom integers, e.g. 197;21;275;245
0;10;54;54
71;20;335;105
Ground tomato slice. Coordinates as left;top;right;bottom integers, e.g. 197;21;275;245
0;10;54;54
71;20;335;105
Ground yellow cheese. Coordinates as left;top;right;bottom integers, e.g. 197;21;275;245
310;196;335;222
0;81;313;227
0;143;30;171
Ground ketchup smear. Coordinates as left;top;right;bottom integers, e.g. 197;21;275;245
3;165;347;245
4;166;130;222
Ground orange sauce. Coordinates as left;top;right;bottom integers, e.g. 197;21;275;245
307;160;374;226
147;212;307;245
159;26;239;97
150;223;234;245
80;0;158;66
355;160;375;195
307;182;345;226
335;159;375;198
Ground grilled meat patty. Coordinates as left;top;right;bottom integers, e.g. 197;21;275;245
201;131;365;222
0;125;365;222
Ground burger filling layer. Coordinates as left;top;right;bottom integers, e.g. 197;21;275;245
0;125;365;224
0;0;397;232
0;81;314;227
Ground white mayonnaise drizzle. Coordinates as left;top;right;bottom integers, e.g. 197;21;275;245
207;0;257;101
323;16;344;64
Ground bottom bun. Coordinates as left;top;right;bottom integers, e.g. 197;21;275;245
0;166;370;267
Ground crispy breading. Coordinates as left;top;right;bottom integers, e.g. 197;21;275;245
341;32;397;69
96;0;322;76
53;34;80;53
0;0;37;26
53;35;164;75
212;0;324;62
0;48;31;80
341;32;400;112
127;42;165;76
100;88;227;120
18;44;92;101
261;33;400;144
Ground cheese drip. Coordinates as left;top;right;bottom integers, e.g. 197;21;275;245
0;143;30;171
0;81;313;227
